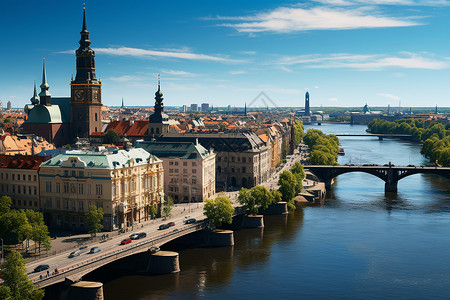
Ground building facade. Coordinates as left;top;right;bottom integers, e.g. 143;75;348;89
137;141;215;203
39;148;163;231
0;155;47;210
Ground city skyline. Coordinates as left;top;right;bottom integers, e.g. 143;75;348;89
2;0;450;108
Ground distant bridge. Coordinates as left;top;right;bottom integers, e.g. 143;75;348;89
305;164;450;193
334;134;412;140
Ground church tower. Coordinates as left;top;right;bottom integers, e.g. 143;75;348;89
148;76;170;138
305;91;310;116
70;7;102;140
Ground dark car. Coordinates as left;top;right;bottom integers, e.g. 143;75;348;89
137;232;147;239
89;247;101;253
159;224;170;230
68;250;81;258
121;238;132;245
129;233;139;240
167;222;175;227
185;218;196;224
34;264;50;273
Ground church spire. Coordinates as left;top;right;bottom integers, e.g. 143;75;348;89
154;74;164;115
82;5;87;32
30;80;39;105
39;59;51;105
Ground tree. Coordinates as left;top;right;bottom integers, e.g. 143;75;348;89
238;186;274;215
271;189;282;203
103;129;120;145
148;204;158;219
0;195;12;214
85;205;104;236
0;251;44;300
31;224;51;254
278;171;297;210
204;196;235;228
162;197;174;219
291;162;305;179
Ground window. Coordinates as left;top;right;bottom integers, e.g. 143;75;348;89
183;162;187;166
243;157;246;163
79;171;84;177
192;178;197;184
174;161;179;166
0;173;3;179
71;171;76;177
12;174;15;180
63;183;69;193
64;199;69;210
78;183;84;194
78;201;84;211
22;186;26;194
95;112;98;121
192;162;197;166
71;201;76;211
64;170;68;177
183;169;187;174
242;166;246;173
169;169;173;173
217;157;221;162
96;201;103;209
96;184;103;195
174;169;179;173
183;178;188;183
169;161;173;165
88;184;91;195
45;182;51;193
28;175;31;181
23;175;26;180
192;187;197;194
192;169;197;174
34;187;37;195
232;157;235;162
45;198;52;208
56;182;61;193
56;198;61;209
33;175;36;181
183;187;188;193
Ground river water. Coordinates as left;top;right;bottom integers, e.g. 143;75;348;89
102;124;450;300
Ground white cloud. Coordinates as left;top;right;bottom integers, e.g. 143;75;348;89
314;86;320;89
59;47;243;63
161;69;196;76
313;0;450;6
229;70;247;75
279;66;293;72
216;6;420;33
274;52;449;70
329;97;339;101
240;51;257;55
108;75;144;82
377;93;400;100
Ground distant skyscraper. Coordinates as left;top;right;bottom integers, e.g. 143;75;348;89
227;105;231;111
201;103;209;112
182;105;187;112
7;101;11;110
304;91;310;115
435;105;438;114
121;97;125;108
190;104;198;111
0;100;3;111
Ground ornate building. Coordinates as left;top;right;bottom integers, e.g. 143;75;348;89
148;78;170;138
22;8;102;146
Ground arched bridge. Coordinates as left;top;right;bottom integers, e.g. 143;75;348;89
31;221;210;289
305;164;450;193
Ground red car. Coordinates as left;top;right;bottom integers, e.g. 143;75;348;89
120;238;132;245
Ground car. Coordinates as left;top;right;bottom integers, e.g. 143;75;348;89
159;224;170;230
129;233;139;240
121;238;132;245
89;247;101;254
167;222;175;227
34;264;50;272
185;218;196;224
137;232;147;239
68;250;80;258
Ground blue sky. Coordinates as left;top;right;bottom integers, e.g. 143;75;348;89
2;0;450;109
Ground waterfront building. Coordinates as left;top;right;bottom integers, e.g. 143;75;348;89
201;103;210;112
0;155;47;210
156;132;270;190
38;147;164;231
137;140;215;203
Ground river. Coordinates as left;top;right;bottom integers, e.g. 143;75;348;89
100;124;450;299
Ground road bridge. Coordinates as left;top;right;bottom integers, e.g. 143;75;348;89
305;164;450;193
334;134;412;140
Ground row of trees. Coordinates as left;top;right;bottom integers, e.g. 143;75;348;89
0;196;51;254
368;118;450;166
238;186;282;215
303;129;340;165
277;162;305;209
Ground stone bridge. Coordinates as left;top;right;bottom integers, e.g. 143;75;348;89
32;221;210;289
305;164;450;192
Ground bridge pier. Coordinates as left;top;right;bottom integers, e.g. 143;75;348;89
207;229;234;247
385;181;398;193
67;281;104;300
242;215;264;228
147;251;180;274
378;136;383;140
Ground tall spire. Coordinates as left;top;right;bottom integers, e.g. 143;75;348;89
30;80;39;105
82;5;87;32
39;59;51;105
121;97;124;108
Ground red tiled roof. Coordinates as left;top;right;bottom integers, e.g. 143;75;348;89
0;155;48;169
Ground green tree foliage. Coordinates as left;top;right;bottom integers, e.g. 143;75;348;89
271;189;282;203
148;204;158;219
278;170;297;210
368;118;450;166
85;205;104;236
303;129;340;165
291;162;305;194
162;197;174;219
238;186;274;215
103;129;120;145
293;118;304;148
0;251;44;300
204;196;235;227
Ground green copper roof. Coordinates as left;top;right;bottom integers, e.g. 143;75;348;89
136;141;211;160
26;104;62;123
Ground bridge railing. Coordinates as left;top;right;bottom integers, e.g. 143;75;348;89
31;220;209;288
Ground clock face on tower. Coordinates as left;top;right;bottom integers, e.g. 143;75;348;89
74;89;85;101
93;90;99;102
